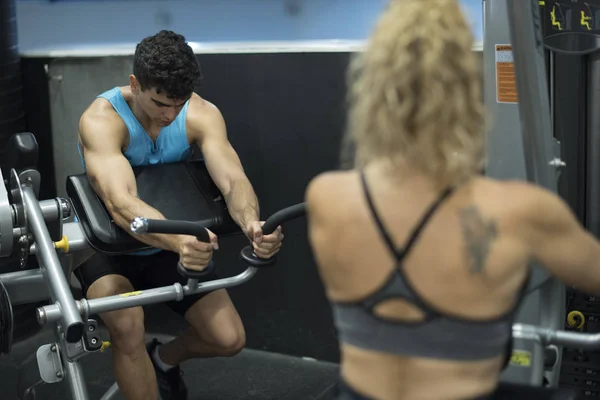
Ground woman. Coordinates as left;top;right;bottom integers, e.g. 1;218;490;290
305;1;600;399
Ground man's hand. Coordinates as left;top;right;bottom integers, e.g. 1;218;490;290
244;221;284;259
178;229;219;271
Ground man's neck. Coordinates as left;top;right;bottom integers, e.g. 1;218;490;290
130;100;159;134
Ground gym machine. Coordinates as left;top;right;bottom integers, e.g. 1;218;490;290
483;0;564;389
0;132;306;400
484;0;600;397
0;131;596;400
3;6;600;392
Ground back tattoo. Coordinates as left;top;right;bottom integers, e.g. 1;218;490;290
459;206;498;274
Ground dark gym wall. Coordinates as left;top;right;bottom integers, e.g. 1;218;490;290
197;52;350;362
0;0;27;175
21;51;351;362
21;58;56;200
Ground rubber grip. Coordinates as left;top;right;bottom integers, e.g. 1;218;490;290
177;260;215;278
261;203;306;234
145;219;210;243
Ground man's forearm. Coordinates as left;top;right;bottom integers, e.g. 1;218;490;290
224;178;260;229
109;195;185;252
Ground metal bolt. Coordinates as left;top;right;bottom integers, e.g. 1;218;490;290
56;371;63;378
91;338;98;345
88;325;95;332
51;344;56;352
60;199;72;218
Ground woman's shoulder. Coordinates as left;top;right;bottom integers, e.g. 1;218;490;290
472;176;560;206
468;177;570;232
305;172;563;222
306;170;358;191
305;170;363;216
304;170;368;248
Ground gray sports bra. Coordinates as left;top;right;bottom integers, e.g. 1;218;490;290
330;171;530;361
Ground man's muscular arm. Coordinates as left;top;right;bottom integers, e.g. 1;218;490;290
192;103;260;230
78;110;187;252
188;99;281;259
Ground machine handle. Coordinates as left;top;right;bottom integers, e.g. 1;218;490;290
130;203;307;272
513;323;600;349
240;202;307;268
261;203;306;235
176;260;215;279
130;217;214;278
131;218;210;242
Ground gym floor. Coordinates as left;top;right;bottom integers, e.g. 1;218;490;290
0;303;340;400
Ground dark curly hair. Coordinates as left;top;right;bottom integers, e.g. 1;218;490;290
133;30;203;99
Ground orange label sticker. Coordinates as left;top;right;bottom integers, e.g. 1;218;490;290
495;44;518;104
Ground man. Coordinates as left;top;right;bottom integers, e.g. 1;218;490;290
75;30;284;400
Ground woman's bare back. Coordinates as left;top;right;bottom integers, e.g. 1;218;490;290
306;165;600;400
313;168;529;320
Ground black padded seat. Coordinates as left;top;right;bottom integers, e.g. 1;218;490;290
66;160;241;254
494;382;580;399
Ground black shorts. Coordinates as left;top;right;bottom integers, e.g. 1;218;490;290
74;250;219;316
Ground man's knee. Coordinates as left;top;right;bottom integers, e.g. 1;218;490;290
191;316;246;356
104;307;146;354
212;324;246;356
86;275;146;355
186;290;246;356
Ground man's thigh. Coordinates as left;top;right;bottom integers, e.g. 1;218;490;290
75;252;140;298
184;289;245;345
74;253;146;332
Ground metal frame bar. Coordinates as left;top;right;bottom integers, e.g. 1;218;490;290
23;185;84;343
1;181;259;399
505;0;557;191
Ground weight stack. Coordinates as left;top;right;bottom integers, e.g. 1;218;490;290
0;0;26;176
0;0;43;343
559;289;600;398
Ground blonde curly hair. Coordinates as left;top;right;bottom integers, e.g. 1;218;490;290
346;0;485;187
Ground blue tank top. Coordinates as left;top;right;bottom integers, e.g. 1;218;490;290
77;86;192;255
88;86;192;166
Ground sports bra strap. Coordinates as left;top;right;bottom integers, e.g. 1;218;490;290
360;171;402;259
402;186;454;256
360;170;455;262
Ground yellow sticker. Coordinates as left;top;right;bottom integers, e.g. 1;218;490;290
120;291;143;298
510;350;532;367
